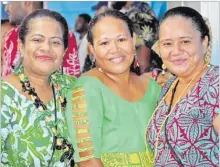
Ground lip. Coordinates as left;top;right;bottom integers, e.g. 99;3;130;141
36;55;54;61
171;58;187;65
109;56;125;64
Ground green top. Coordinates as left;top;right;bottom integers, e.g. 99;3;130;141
1;73;75;167
65;76;160;166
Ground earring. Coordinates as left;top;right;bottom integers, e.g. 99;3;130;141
205;55;210;67
98;67;104;73
134;53;140;68
162;63;166;75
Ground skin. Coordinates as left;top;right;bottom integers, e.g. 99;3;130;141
3;17;66;103
158;16;216;117
159;16;208;83
1;22;15;74
213;114;220;133
77;16;151;167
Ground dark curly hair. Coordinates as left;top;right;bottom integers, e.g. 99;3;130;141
19;9;69;49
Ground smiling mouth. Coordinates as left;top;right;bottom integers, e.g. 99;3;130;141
171;59;186;65
36;56;54;61
109;56;125;64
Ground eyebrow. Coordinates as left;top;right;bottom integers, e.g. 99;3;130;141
97;34;129;43
30;34;63;40
160;36;193;42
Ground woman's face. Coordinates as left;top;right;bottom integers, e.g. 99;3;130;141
89;16;136;75
19;17;65;76
159;16;208;78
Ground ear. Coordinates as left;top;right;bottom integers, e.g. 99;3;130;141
88;43;96;58
18;39;25;57
202;36;209;54
132;32;136;48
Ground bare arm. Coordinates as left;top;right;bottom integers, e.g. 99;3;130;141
213;114;220;133
77;159;104;167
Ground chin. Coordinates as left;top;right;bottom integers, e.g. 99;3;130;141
34;66;57;76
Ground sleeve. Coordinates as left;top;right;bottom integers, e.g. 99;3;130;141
62;30;81;77
1;84;14;166
65;80;103;163
149;78;161;106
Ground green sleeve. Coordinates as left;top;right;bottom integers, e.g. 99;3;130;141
65;78;104;163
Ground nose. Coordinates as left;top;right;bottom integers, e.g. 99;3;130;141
110;40;120;53
172;42;183;56
40;40;51;52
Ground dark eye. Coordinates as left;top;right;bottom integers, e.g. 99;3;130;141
163;42;172;46
51;40;62;45
32;38;42;42
118;38;126;42
182;40;190;44
100;41;109;46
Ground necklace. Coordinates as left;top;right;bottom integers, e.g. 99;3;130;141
145;64;209;163
18;71;75;167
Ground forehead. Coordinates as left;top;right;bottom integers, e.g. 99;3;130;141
27;17;63;37
159;16;199;38
92;16;130;38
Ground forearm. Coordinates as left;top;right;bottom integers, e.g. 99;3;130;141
77;158;104;167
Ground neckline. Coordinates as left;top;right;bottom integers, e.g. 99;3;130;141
2;80;55;105
162;65;215;107
80;76;152;104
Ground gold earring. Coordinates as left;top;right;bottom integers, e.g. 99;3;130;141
162;63;166;75
205;55;210;67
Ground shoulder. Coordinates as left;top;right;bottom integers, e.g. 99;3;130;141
138;72;161;91
1;75;20;105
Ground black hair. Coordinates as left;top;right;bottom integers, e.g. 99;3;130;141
78;13;91;24
19;9;69;49
1;19;10;25
160;6;210;43
87;10;134;46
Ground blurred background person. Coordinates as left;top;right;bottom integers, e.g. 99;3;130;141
75;13;91;72
3;1;81;77
127;2;162;74
91;1;111;15
1;19;15;75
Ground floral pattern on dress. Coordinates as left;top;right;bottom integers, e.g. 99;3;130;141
1;73;75;167
147;65;219;167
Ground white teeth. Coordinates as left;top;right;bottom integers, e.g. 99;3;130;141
110;57;124;63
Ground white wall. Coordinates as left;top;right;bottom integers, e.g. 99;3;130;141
167;1;220;66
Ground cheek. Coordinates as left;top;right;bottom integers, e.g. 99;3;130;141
159;47;170;62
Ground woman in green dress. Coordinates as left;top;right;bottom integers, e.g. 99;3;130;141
65;10;160;167
1;9;75;166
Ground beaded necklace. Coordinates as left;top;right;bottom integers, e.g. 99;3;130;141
14;64;75;167
145;64;209;164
